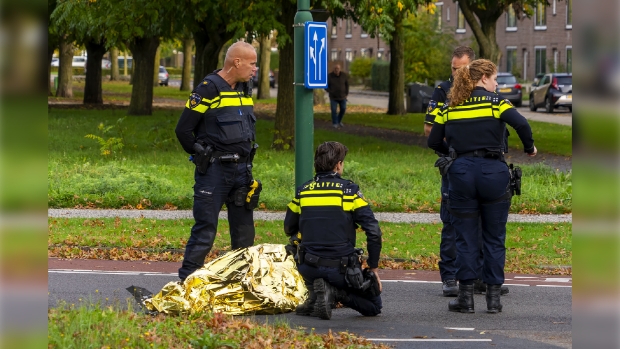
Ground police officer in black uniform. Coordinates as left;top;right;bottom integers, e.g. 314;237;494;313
428;59;537;313
284;142;383;320
175;41;259;281
426;46;510;297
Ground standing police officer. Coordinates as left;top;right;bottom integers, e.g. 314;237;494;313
284;142;383;320
428;59;536;313
175;41;259;281
426;46;510;297
425;46;475;297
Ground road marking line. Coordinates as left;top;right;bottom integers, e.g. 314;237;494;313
544;278;572;283
367;338;491;342
536;285;572;288
513;276;539;278
49;269;177;277
381;280;441;284
444;327;475;331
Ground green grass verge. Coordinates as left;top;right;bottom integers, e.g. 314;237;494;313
48;218;572;273
48;109;572;213
48;302;387;349
314;112;572;157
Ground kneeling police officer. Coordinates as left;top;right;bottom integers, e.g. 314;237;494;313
284;141;383;320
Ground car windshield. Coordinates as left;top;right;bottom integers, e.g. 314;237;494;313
159;67;166;73
556;76;572;85
497;75;517;84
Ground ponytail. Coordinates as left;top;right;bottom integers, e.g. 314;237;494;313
447;59;497;107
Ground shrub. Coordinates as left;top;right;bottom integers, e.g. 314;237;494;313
371;60;390;92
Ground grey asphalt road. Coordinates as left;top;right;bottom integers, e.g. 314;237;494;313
48;270;571;348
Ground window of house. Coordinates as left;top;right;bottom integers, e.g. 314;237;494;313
331;49;338;61
377;49;385;61
566;46;572;72
506;47;517;74
552;0;556;15
535;3;546;30
566;0;572;28
456;3;466;33
331;20;337;37
345;19;352;38
345;50;353;62
553;48;559;72
435;2;443;30
360;48;367;58
361;29;368;38
447;6;450;21
506;6;517;31
535;47;546;75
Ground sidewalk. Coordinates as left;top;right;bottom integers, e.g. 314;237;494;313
48;208;572;223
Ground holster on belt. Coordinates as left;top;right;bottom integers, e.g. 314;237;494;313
192;142;213;175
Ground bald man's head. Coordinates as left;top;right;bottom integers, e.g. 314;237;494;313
221;41;257;84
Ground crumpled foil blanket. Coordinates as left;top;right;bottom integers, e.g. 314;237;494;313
144;243;308;315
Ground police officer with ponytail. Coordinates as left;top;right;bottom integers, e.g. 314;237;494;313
428;59;537;314
175;41;260;282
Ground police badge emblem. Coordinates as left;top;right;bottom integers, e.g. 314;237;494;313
504;99;514;107
188;93;202;109
427;100;437;113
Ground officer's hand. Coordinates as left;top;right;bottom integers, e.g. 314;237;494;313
370;268;382;293
528;146;537;157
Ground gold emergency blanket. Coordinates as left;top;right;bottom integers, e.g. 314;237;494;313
144;243;307;315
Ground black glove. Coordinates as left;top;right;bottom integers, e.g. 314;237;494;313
434;156;454;176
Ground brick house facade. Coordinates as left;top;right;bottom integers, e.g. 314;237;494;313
326;0;572;82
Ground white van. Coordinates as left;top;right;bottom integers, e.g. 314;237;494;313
72;56;87;68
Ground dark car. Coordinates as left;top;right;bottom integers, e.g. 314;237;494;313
158;66;169;86
529;73;572;113
495;72;522;107
252;67;275;88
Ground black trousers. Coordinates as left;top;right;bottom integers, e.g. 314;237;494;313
178;160;255;280
298;263;382;316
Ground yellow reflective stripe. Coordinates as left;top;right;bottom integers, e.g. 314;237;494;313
185;100;208;113
220;92;242;96
213;97;254;108
300;190;343;196
240;97;254;106
353;197;368;209
498;100;513;115
434;111;446;124
299;196;342;207
445;107;495;121
343;195;369;211
202;96;220;104
287;201;301;214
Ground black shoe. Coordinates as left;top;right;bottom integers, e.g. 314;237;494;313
313;278;336;320
296;289;317;316
474;279;509;295
448;284;475;313
442;279;458;297
486;284;504;313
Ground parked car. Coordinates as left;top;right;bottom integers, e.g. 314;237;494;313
529;73;572;113
101;59;111;69
72;56;87;68
158;66;169;86
495;72;522;107
252;67;275;88
51;57;59;67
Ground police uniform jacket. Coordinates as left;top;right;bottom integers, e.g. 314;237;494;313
426;78;511;152
284;172;382;268
175;70;256;157
427;87;534;155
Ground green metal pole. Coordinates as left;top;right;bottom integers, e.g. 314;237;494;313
294;0;314;188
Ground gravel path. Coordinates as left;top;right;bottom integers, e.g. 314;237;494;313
48;208;572;223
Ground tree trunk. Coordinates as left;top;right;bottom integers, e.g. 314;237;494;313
272;0;295;150
128;36;160;115
110;47;120;81
458;1;503;64
56;37;73;98
153;45;161;87
193;23;235;83
181;38;193;91
257;34;272;99
84;40;106;104
123;50;129;76
387;18;405;115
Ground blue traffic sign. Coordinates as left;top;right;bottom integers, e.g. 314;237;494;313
304;22;328;89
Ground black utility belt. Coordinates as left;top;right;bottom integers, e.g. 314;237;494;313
458;149;503;159
211;151;249;163
304;253;343;268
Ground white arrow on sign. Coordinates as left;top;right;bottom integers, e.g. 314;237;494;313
319;37;325;80
312;31;318;80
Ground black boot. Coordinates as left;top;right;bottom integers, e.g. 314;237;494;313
474;279;510;295
296;288;317;316
448;284;475;313
442;279;458;297
313;278;336;320
486;284;503;313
